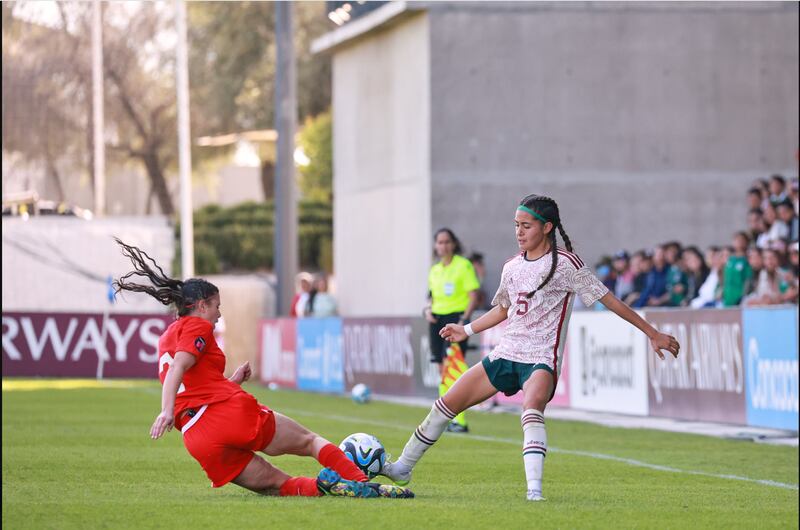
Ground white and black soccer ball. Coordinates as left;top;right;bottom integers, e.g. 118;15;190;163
351;383;372;404
339;432;386;479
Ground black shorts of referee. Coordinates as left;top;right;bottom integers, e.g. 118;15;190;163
429;312;469;364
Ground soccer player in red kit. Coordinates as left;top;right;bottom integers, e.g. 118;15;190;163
113;239;412;499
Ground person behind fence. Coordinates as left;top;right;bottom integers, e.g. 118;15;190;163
380;195;680;501
308;274;338;317
111;238;413;499
290;272;313;317
423;228;480;433
722;231;754;306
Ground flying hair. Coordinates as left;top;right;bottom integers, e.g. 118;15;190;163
112;238;218;316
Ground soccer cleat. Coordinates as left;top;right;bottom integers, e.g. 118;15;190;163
317;468;378;498
526;489;546;501
446;422;469;433
380;459;413;486
369;483;416;499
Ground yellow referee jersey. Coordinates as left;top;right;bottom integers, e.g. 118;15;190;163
428;254;480;315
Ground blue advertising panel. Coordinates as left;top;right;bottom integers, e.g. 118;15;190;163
296;318;344;393
743;307;799;431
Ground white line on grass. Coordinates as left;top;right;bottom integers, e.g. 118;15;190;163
281;407;799;492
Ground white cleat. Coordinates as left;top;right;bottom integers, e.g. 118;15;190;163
381;459;413;486
527;490;546;501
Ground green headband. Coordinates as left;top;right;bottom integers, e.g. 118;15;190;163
517;205;549;224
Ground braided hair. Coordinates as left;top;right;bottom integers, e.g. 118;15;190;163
112;238;219;317
518;194;575;299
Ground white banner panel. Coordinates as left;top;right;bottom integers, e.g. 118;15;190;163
567;311;649;415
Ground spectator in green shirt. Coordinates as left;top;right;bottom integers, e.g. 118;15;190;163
722;232;754;306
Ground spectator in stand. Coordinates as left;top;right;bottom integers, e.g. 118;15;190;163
752;178;771;210
308;275;338;317
690;247;725;308
624;250;651;305
789;242;800;277
776;199;798;242
595;258;616;293
745;247;764;297
768;174;788;207
744;248;794;306
747;208;766;245
747;187;764;211
663;242;689;307
762;202;789;246
682;246;709;306
790;179;799;215
291;273;313;317
722;232;754;307
634;246;669;308
611;250;634;301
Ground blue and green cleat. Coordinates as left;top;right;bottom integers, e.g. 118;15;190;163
316;468;414;499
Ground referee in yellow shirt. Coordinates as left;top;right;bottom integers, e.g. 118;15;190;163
424;228;480;433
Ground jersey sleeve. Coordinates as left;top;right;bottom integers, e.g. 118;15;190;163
491;267;511;308
176;318;215;359
567;263;610;307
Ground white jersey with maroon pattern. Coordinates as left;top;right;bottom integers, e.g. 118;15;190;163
489;248;609;374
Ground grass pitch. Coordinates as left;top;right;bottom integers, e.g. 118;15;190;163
2;379;798;529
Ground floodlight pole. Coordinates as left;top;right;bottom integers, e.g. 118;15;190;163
91;0;105;217
175;0;194;279
274;1;298;315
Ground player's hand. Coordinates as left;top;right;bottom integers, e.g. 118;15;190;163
150;411;174;440
440;324;467;343
229;361;252;385
424;307;437;324
650;332;680;360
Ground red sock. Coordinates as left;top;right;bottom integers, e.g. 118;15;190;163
279;476;322;497
318;443;368;482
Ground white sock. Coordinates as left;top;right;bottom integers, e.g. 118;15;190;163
521;409;547;495
397;398;455;468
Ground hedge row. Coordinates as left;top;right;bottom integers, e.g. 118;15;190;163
174;200;332;275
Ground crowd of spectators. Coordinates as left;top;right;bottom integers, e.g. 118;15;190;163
594;174;799;309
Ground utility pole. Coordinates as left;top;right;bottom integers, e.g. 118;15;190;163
91;0;105;217
274;2;298;314
175;0;194;279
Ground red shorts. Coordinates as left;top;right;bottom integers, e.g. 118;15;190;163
180;393;277;487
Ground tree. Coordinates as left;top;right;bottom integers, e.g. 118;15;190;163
298;110;332;201
187;1;331;200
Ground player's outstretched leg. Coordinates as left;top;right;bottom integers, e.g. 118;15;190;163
381;397;456;485
522;408;547;501
317;468;379;497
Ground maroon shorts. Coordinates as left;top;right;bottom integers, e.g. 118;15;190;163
180;393;277;487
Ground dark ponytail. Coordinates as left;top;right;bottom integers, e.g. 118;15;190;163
518;195;575;299
112;238;218;317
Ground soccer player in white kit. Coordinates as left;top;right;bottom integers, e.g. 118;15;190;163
381;194;681;501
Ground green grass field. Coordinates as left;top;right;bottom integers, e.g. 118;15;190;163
2;379;798;529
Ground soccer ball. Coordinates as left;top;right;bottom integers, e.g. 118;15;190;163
351;383;371;404
339;432;386;479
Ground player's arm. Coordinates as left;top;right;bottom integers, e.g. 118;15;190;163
151;351;196;440
599;292;680;360
459;290;480;324
440;304;507;343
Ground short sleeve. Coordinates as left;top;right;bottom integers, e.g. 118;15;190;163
491;268;511;308
177;318;214;358
461;260;481;292
568;265;610;307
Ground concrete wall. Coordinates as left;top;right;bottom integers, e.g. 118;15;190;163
332;12;432;316
427;1;799;298
2;216;174;314
205;274;276;377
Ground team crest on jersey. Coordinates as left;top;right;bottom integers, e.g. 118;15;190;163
194;337;206;352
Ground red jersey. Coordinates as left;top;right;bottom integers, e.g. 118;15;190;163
158;316;244;417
